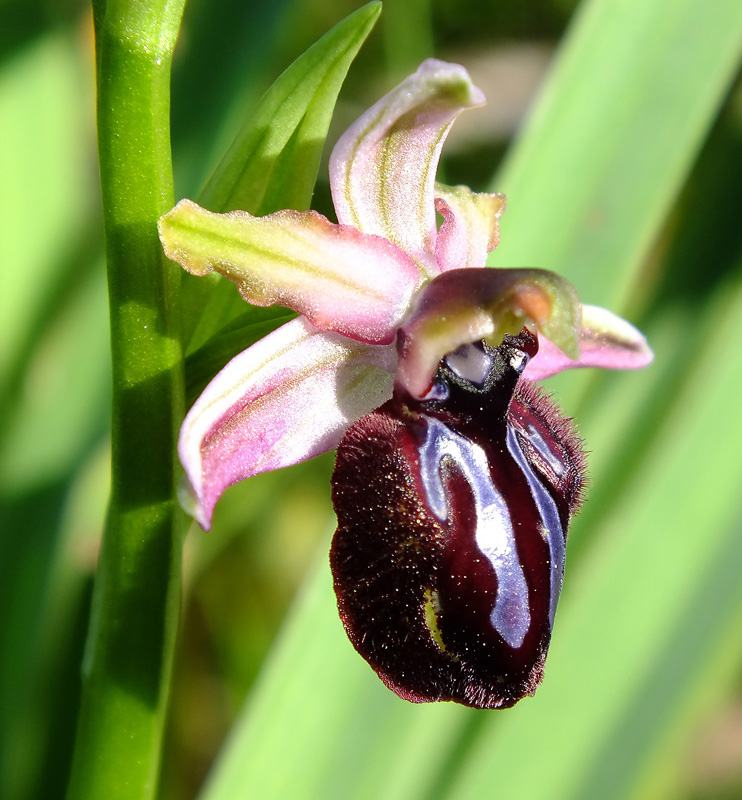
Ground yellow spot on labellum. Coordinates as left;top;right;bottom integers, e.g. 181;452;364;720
423;588;447;653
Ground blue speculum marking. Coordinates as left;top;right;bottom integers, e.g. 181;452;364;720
418;417;531;649
525;423;566;477
506;425;565;628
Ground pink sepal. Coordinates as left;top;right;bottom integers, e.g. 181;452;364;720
524;304;654;380
160;200;422;345
330;60;485;277
179;318;396;529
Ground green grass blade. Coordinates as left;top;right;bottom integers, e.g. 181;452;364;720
0;31;108;800
487;0;742;309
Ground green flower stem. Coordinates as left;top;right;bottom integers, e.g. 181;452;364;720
67;2;187;798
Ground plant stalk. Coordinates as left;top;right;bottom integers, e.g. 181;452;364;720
67;1;187;797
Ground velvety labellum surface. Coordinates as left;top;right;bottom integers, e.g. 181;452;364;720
331;332;586;709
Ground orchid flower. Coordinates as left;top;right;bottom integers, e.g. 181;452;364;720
159;60;652;709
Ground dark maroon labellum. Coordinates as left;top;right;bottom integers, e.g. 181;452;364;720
330;330;586;709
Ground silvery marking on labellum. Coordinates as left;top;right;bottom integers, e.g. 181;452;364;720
159;60;653;709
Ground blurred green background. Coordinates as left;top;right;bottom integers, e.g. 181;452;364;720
2;0;742;798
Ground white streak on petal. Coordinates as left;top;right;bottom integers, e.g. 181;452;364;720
179;318;396;528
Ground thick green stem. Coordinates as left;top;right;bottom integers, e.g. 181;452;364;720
67;2;187;798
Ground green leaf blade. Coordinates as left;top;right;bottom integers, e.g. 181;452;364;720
181;1;381;356
487;0;742;310
199;1;381;216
